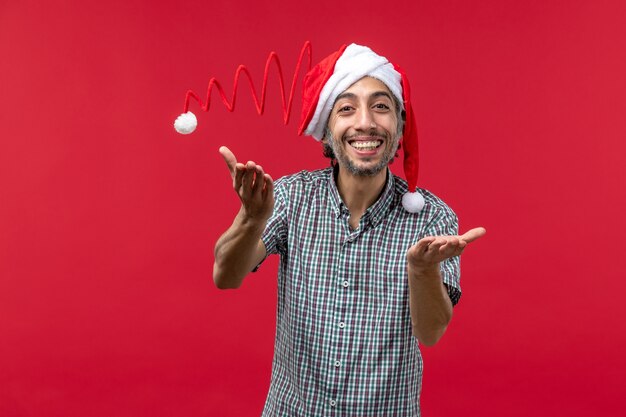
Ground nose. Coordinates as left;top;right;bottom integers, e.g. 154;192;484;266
354;107;376;131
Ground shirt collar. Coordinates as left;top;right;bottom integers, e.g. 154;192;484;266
327;167;397;227
328;166;347;217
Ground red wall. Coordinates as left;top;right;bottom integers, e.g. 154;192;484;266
1;0;625;416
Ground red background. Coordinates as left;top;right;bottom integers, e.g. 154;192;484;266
1;0;625;416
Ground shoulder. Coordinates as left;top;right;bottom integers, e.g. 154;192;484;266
392;174;457;223
419;188;457;222
274;168;332;196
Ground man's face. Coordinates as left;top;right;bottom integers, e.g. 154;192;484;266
324;77;400;177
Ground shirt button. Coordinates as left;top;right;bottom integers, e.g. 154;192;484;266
329;399;337;407
342;281;349;288
334;360;341;367
338;322;345;329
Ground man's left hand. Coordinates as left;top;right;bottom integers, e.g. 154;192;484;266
407;227;486;275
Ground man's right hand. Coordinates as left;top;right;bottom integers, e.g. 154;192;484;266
219;146;275;223
213;146;272;289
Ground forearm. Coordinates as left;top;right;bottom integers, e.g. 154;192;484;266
213;208;267;289
408;265;453;346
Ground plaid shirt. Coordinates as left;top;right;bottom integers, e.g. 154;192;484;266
259;167;460;417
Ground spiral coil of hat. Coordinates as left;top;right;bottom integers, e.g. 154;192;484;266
182;41;313;125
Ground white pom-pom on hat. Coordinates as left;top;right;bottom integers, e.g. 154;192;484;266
174;111;197;134
402;191;425;213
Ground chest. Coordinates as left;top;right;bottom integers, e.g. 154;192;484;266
282;208;421;308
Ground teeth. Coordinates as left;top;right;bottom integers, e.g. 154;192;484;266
350;141;381;150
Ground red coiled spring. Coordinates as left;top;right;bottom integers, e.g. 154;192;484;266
182;41;313;125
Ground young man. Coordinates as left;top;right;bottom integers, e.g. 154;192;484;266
213;44;485;416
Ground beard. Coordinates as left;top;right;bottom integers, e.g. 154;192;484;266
326;130;399;177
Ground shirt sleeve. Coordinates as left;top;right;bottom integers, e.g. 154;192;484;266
254;181;288;271
425;205;462;306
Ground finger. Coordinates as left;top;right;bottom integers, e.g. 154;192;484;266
415;236;436;253
241;162;256;192
439;239;467;258
439;236;460;252
425;238;446;255
430;237;447;248
262;173;274;200
459;227;487;244
251;165;264;196
417;238;444;263
439;238;461;258
453;241;468;256
219;146;237;176
233;163;245;191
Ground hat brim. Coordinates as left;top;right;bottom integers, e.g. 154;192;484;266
298;44;348;136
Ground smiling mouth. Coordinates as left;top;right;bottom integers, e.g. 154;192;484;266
348;139;383;151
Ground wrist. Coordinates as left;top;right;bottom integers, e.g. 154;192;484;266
235;208;268;232
408;262;441;281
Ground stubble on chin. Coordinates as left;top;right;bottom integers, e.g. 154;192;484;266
328;132;399;177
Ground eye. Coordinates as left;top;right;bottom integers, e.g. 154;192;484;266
373;103;391;111
337;105;354;113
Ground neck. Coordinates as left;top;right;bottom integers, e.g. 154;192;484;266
335;166;388;225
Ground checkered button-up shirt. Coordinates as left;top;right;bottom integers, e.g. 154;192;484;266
259;167;460;417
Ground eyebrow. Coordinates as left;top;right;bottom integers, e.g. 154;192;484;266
335;90;394;102
371;91;394;101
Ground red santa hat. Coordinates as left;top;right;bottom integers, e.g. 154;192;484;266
298;43;424;213
174;42;424;213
